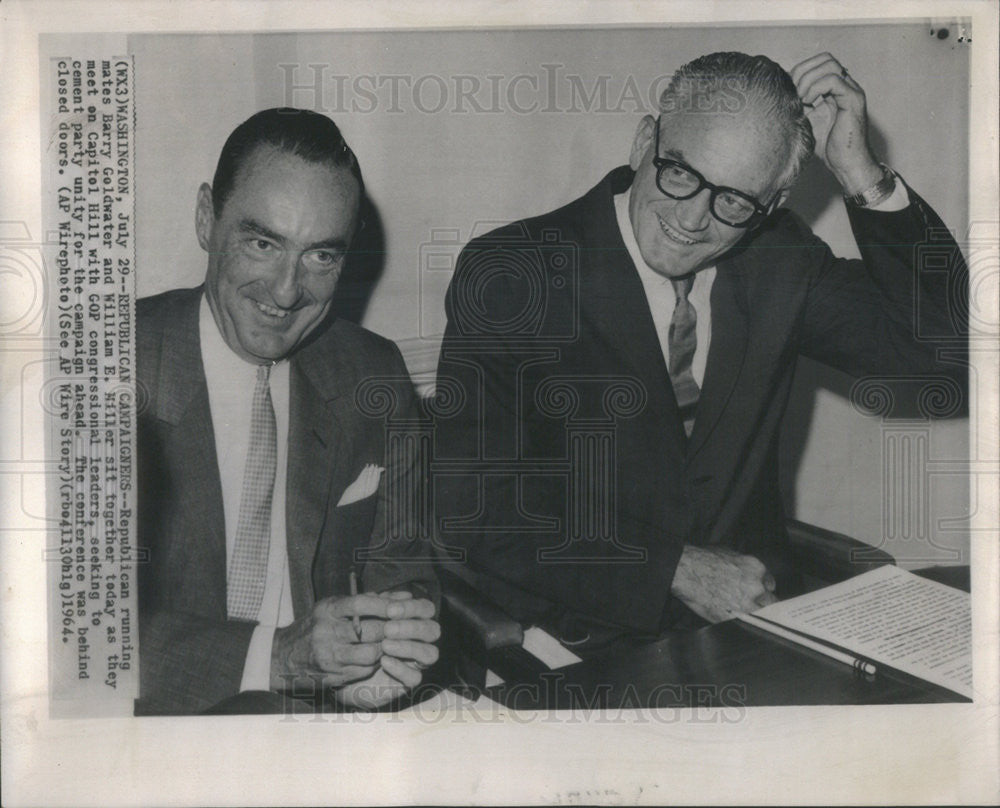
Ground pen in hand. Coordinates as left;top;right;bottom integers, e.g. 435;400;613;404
349;569;362;640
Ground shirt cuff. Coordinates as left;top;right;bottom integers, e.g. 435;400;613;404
866;172;910;212
240;624;276;692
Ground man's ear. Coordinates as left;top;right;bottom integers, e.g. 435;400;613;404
195;183;215;251
629;115;658;171
772;190;790;210
751;190;790;231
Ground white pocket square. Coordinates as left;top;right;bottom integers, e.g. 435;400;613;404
337;463;384;506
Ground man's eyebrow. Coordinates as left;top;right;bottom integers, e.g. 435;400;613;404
238;218;349;252
660;149;760;198
238;219;287;245
661;148;709;178
307;236;350;252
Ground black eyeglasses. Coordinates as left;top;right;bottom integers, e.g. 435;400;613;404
652;117;777;228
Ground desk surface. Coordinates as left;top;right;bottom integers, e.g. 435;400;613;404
487;619;967;709
486;566;971;709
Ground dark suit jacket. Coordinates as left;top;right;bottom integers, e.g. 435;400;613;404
136;287;437;714
434;166;967;648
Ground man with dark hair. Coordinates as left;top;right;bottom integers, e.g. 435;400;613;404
137;108;439;715
435;53;967;651
208;107;366;219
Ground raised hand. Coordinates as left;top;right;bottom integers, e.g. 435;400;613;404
789;52;883;195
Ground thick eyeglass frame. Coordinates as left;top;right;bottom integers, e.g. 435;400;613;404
651;116;778;229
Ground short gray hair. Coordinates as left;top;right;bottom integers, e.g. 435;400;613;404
658;52;815;191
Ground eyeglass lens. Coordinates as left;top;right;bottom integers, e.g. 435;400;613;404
657;163;757;225
653;120;762;226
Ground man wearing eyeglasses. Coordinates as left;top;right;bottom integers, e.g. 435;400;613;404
434;52;967;651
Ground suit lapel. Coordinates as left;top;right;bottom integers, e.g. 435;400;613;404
579;176;688;461
687;256;751;458
286;326;356;618
156;294;359;621
153;289;228;617
573;168;759;474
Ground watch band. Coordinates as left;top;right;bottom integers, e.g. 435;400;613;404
844;163;896;208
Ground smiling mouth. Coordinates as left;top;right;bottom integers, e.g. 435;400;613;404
656;215;699;246
252;299;291;320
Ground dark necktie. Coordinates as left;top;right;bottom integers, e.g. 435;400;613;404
668;275;699;437
227;364;277;621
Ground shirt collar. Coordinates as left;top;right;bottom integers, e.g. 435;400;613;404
199;293;286;385
613;189;715;290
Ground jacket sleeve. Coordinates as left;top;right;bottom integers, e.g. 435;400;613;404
356;342;441;612
135;610;256;715
432;235;615;634
797;181;968;401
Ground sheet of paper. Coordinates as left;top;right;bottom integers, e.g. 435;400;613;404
522;626;584;669
755;565;972;698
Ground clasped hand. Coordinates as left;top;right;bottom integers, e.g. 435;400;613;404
670;545;778;623
270;590;440;708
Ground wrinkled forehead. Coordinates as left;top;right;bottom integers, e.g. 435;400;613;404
659;106;794;198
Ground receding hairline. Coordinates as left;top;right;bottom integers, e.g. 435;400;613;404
215;143;363;214
656;52;815;190
209;107;365;220
656;104;799;192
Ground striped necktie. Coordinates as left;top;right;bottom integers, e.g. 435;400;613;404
668;274;699;437
227;363;277;621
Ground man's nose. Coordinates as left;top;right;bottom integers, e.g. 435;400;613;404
269;253;305;308
673;189;712;232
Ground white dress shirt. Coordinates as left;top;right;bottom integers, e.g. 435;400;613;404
613;192;716;386
612;176;910;385
199;295;294;692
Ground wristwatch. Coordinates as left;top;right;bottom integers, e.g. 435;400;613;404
844;163;897;208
